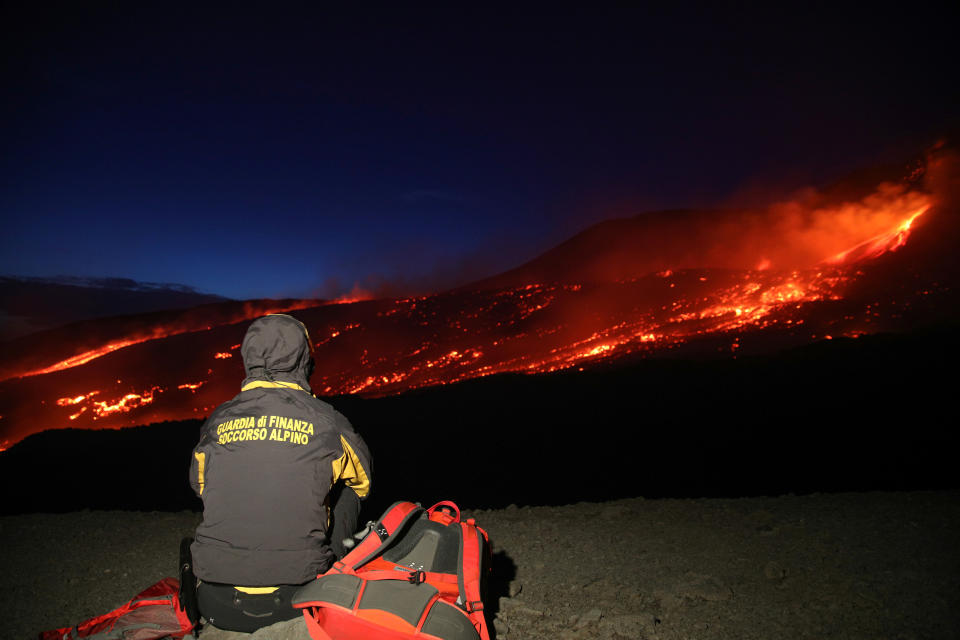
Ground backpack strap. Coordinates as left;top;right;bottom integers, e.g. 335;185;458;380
348;569;460;586
302;610;334;640
332;501;424;573
178;537;200;629
426;500;461;522
458;522;491;640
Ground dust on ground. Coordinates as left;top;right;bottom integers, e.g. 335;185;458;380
3;491;958;639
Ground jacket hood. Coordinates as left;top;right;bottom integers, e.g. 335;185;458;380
240;314;314;392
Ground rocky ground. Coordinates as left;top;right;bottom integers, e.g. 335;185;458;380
3;490;958;640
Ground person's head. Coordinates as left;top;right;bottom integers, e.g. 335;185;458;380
240;314;315;386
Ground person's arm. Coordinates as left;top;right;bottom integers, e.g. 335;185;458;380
331;413;372;500
328;481;362;559
189;420;214;497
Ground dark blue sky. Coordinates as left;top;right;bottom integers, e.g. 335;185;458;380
2;5;955;300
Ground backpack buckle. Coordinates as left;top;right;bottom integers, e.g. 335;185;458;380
407;570;426;585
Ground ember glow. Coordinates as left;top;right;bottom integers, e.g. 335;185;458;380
826;205;930;265
0;170;949;447
90;388;160;418
56;392;99;406
55;387;163;420
3;299;323;382
753;184;931;270
294;185;936;394
332;285;375;305
30;340;143;378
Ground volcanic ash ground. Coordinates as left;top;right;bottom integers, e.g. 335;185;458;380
2;491;958;640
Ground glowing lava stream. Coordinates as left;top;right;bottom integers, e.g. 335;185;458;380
314;199;934;395
539;203;934;370
56;385;172;421
10;300;323;381
826;205;930;265
4;187;936;443
88;387;160;418
24;339;143;377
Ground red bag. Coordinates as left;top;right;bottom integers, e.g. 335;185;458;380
293;500;491;640
39;577;195;640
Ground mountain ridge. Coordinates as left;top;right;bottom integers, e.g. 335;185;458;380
0;275;231;341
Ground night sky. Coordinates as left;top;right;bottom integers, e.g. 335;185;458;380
2;5;955;300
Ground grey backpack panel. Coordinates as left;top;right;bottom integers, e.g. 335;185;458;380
292;574;361;609
421;600;482;640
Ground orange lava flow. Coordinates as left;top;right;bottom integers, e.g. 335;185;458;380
10;300;321;381
0;182;938;446
826;205;930;265
332;285;375;305
309;196;934;395
30;341;142;377
56;387;162;420
56;392;100;406
91;388;160;418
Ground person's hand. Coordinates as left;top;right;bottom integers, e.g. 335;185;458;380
341;521;375;550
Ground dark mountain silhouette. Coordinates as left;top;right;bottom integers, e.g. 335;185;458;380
462;160;933;293
0;276;230;340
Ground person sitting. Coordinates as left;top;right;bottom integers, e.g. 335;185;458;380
187;313;372;632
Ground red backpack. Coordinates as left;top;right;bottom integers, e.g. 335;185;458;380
293;500;491;640
38;577;196;640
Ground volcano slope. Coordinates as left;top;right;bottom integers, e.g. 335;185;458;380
3;491;958;640
3;150;956;451
3;175;960;637
2;324;959;517
2;325;959;639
